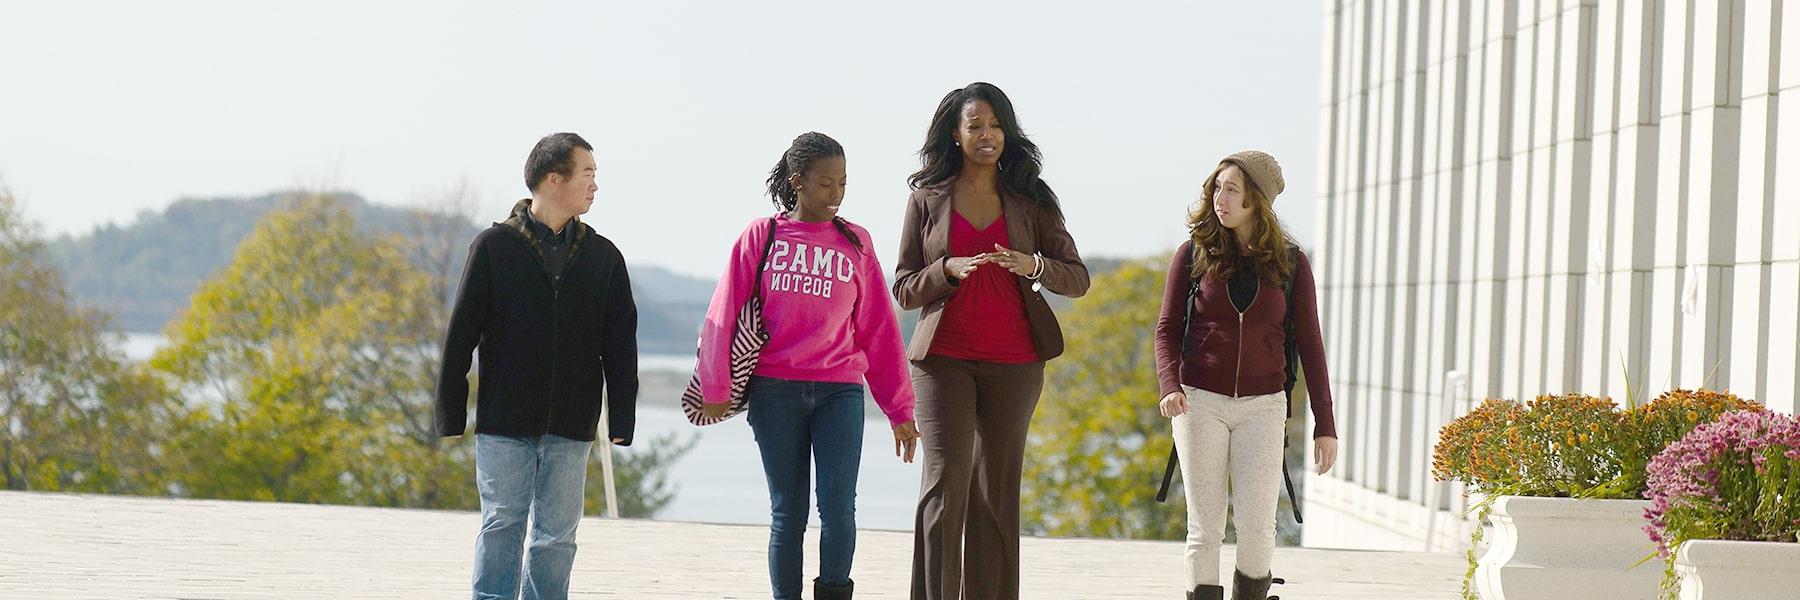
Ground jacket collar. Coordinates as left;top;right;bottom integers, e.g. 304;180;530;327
499;198;591;265
920;181;1038;254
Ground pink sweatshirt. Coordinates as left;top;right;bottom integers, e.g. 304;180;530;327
698;215;915;427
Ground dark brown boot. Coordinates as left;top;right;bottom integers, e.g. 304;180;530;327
1188;583;1225;600
1232;570;1275;600
814;577;853;600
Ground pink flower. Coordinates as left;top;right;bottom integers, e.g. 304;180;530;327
1642;410;1800;552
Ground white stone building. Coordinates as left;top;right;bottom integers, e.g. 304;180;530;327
1304;0;1800;551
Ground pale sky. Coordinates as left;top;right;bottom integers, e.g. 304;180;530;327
0;0;1324;279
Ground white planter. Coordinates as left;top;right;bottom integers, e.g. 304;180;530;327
1473;496;1660;600
1675;539;1800;599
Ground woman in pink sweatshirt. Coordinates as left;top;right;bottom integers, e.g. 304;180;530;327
697;132;920;600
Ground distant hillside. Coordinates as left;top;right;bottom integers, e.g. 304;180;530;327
46;191;717;354
46;192;1128;355
1045;256;1127;311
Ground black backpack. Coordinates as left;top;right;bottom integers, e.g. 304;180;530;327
1154;245;1304;525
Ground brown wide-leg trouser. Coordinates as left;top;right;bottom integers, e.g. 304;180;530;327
909;355;1046;600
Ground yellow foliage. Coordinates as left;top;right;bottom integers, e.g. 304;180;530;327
1022;259;1188;540
149;196;474;508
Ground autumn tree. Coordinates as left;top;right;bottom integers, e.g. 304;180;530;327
147;193;688;515
0;189;179;494
1022;259;1187;539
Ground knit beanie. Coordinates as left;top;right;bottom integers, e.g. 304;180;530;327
1220;150;1284;201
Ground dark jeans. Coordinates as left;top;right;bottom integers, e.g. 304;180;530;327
746;376;867;600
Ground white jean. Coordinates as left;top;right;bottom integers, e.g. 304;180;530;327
1170;385;1286;587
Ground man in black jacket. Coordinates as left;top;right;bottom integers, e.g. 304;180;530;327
435;132;638;600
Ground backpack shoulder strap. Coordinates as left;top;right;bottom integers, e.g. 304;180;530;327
1278;242;1305;523
1282;244;1301;396
1160;242;1202;504
1180;244;1201;359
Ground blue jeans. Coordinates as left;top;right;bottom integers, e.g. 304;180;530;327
745;376;866;600
472;433;593;600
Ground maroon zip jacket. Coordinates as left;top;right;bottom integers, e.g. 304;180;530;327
1154;240;1337;439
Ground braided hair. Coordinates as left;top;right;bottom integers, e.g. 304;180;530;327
766;131;862;249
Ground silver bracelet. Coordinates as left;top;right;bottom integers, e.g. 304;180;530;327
1027;252;1045;280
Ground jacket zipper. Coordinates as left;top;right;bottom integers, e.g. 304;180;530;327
1233;282;1260;398
545;242;574;428
549;284;559;396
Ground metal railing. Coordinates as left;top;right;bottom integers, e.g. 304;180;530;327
595;399;620;519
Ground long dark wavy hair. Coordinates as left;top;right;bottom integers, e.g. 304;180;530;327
906;82;1058;213
1188;160;1296;285
766;131;861;249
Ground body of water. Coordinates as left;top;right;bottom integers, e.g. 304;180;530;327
113;332;921;530
633;405;922;530
119;332;166;363
118;332;699;373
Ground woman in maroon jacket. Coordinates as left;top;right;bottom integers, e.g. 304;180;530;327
1153;151;1338;600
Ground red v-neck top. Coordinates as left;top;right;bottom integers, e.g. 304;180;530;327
927;211;1038;364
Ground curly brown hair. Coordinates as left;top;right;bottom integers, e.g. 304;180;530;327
1187;159;1296;284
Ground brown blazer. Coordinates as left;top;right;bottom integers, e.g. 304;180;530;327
892;183;1090;362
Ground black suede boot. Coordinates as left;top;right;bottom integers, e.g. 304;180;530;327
814;577;854;600
1187;583;1225;600
1231;570;1275;600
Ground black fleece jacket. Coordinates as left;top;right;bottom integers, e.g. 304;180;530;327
434;199;639;445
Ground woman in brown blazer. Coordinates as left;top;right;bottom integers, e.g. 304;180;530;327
892;81;1089;600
